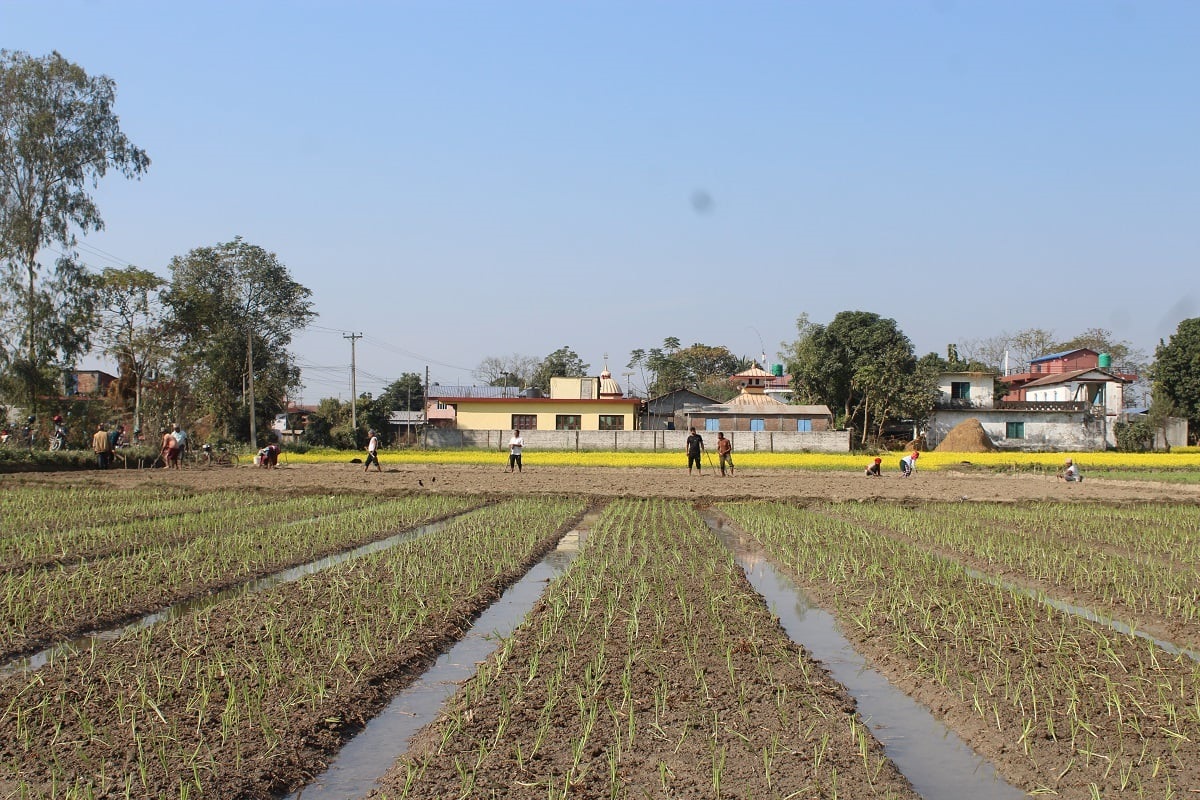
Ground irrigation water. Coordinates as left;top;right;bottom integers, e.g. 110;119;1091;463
285;510;598;799
1;514;465;679
702;509;1026;800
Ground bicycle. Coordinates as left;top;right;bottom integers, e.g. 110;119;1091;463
49;425;68;451
197;443;239;467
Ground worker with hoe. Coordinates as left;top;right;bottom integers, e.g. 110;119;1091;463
715;431;734;476
685;426;705;475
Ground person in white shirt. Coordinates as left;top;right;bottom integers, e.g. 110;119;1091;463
899;450;919;477
1059;458;1082;482
364;429;381;472
508;429;524;473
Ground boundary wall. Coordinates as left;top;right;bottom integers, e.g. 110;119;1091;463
424;429;850;453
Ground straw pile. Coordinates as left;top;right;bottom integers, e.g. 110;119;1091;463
935;418;997;452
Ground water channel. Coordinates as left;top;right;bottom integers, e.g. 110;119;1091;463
286;515;594;799
702;510;1026;800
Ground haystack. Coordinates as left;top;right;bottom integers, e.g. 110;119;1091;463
934;417;997;452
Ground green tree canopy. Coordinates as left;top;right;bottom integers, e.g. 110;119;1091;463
782;311;921;444
628;339;741;398
1153;318;1200;443
95;266;168;435
379;373;425;412
163;237;314;442
530;346;589;393
0;50;149;408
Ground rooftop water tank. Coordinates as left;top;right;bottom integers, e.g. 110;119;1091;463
1098;353;1111;368
771;363;784;377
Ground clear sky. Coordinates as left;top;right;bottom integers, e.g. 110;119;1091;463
6;1;1197;401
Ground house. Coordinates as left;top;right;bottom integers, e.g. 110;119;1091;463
643;388;720;430
927;360;1132;450
1001;349;1136;401
64;369;118;397
426;365;640;433
684;365;833;433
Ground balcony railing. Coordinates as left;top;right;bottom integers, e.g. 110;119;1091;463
996;400;1087;413
935;398;985;410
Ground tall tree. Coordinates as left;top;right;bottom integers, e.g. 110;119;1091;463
1153;318;1200;444
0;50;149;408
379;373;426;412
163;238;314;442
475;354;539;390
782;311;918;442
628;338;741;398
95;266;168;436
530;346;589;393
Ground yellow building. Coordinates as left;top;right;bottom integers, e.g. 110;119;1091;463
427;366;640;431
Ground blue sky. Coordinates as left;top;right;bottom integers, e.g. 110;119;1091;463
6;1;1197;401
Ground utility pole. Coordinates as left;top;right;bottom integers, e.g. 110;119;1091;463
344;332;362;436
423;365;430;449
247;332;257;447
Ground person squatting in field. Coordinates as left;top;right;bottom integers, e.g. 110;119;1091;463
1058;458;1082;482
508;429;524;473
865;457;882;477
899;450;919;477
686;427;705;474
716;431;734;476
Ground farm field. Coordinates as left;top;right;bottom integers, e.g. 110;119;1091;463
1;464;1197;798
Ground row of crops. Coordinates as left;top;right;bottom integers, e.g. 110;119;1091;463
1;488;585;797
1;486;1197;798
371;498;917;798
721;501;1200;798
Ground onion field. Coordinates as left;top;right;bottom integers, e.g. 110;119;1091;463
0;483;1196;799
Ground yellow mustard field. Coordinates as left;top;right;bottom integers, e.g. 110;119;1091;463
284;448;1200;471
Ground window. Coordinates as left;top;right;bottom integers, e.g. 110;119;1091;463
704;418;720;431
750;419;765;432
598;415;624;430
796;419;812;432
512;414;536;430
951;381;970;400
555;415;581;430
1006;421;1024;439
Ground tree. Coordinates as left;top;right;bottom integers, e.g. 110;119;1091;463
379;373;425;412
782;311;918;444
475;354;539;389
0;50;149;408
163;238;314;443
94;266;168;436
1153;318;1200;444
530;346;589;393
628;338;741;398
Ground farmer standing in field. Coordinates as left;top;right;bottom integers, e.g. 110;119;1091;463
899;450;919;477
716;431;734;476
92;423;112;469
686;427;705;474
508;429;524;473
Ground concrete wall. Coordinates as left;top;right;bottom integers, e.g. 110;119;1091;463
423;428;851;452
927;410;1109;451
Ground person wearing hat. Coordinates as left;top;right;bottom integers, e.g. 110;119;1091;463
364;429;381;472
899;450;919;477
1058;458;1082;482
865;456;882;477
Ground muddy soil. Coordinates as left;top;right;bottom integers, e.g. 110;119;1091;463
19;461;1200;504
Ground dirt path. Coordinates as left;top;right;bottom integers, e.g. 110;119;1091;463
18;462;1200;504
